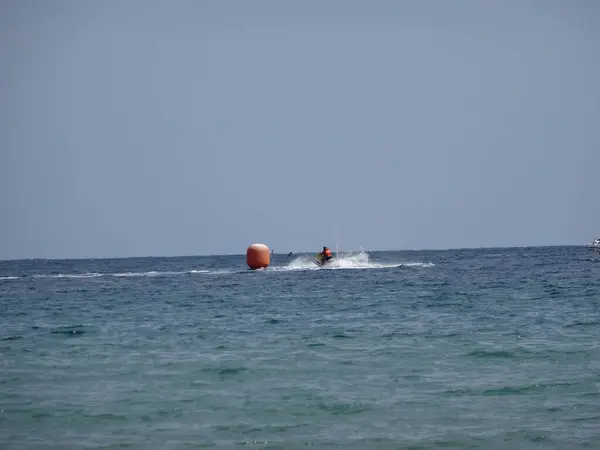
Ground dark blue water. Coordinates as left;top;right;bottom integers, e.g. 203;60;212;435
1;247;599;449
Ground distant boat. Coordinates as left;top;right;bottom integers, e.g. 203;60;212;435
587;237;600;250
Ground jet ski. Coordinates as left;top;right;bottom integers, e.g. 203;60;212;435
314;253;334;267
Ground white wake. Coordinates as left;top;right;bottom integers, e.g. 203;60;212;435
269;250;434;272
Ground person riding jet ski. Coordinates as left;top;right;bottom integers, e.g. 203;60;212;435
315;246;333;265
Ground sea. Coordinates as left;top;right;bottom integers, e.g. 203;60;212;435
1;246;599;449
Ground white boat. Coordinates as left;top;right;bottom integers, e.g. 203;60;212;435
587;237;600;249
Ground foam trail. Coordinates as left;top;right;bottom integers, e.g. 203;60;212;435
15;269;230;280
269;250;434;272
32;273;104;279
0;253;434;281
111;271;163;277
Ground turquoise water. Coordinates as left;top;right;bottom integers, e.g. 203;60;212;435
1;247;599;449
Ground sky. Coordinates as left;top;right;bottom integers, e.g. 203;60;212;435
1;0;599;259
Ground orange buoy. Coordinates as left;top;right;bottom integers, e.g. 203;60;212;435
246;243;270;270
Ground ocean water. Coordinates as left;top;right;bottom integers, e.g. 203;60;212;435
1;246;599;449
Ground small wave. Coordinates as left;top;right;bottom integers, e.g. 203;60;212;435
442;388;471;396
332;333;352;339
465;347;589;360
565;320;600;328
50;325;87;336
0;276;19;281
482;380;579;396
316;401;373;415
467;349;515;359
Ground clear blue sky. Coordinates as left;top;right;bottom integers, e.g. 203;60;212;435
1;0;599;259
